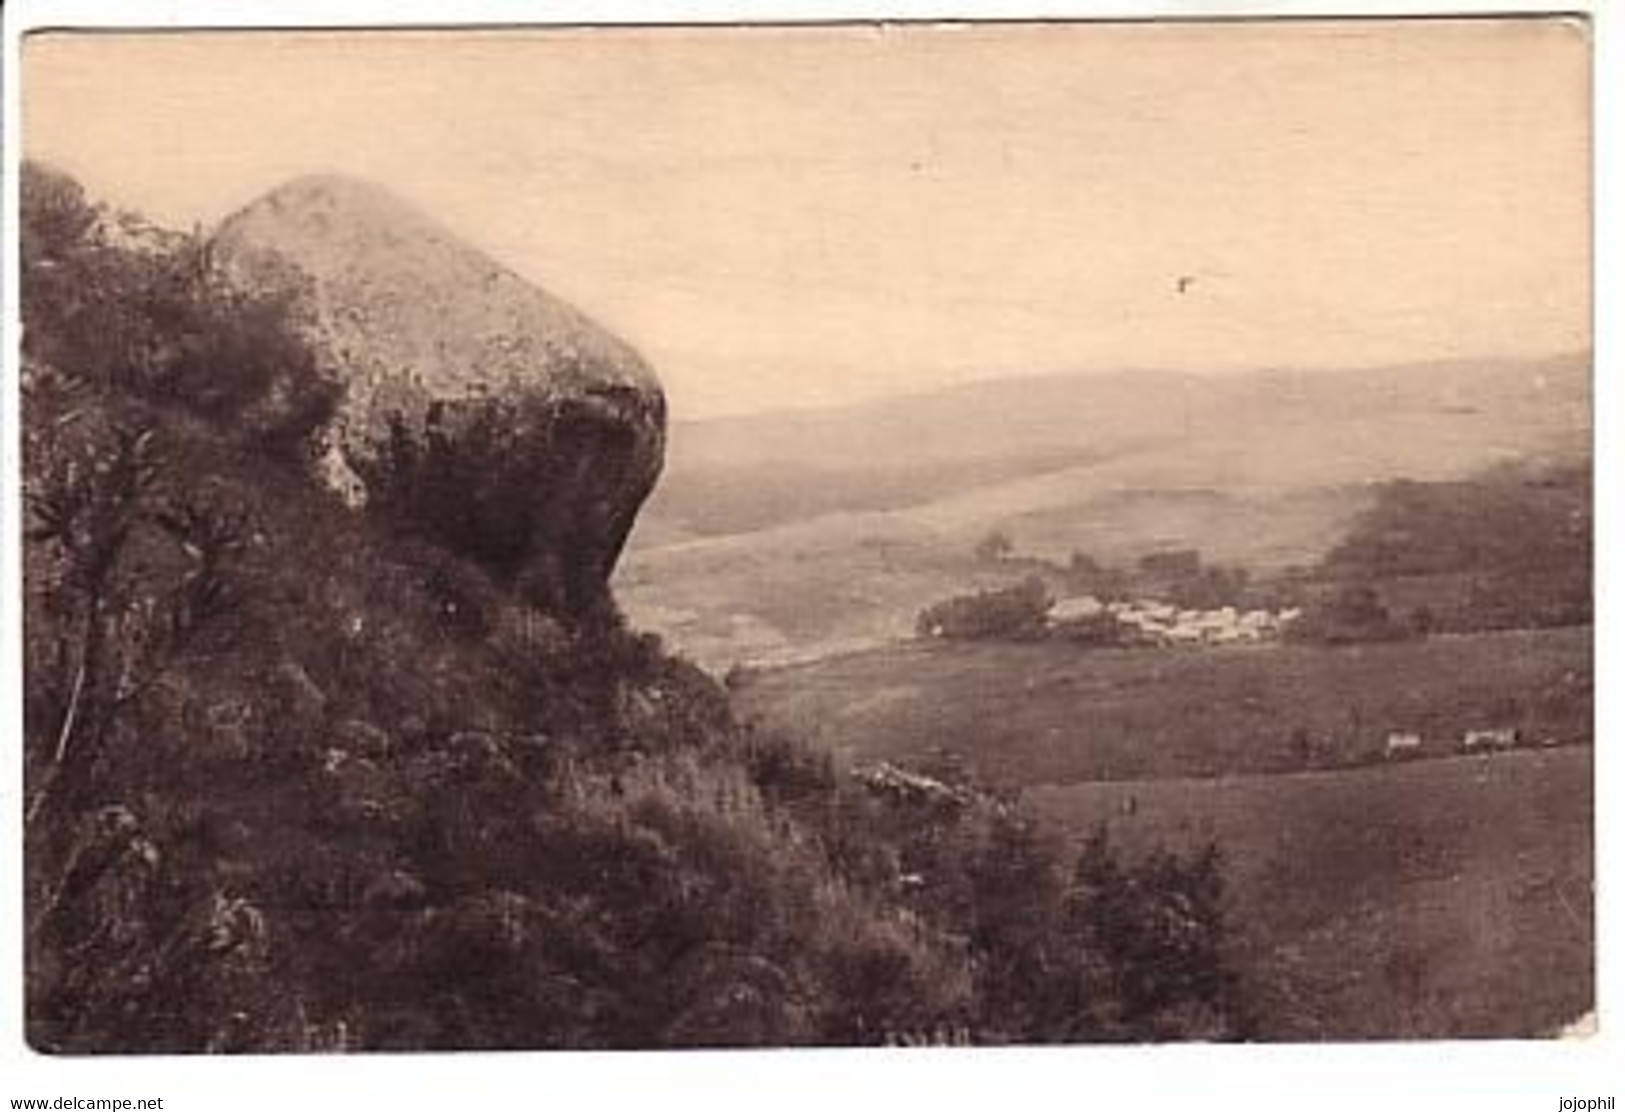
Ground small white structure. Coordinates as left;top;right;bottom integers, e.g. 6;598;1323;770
1082;597;1298;647
1384;732;1423;759
1462;727;1519;753
1050;595;1105;623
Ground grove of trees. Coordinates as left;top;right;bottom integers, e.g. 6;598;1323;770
917;576;1054;642
1318;468;1591;633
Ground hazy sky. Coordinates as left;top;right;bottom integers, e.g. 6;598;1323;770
23;20;1590;417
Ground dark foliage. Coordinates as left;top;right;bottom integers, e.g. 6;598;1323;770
365;402;558;580
22;168;1244;1052
357;392;651;621
21;160;341;461
917;575;1054;641
1069;829;1237;1037
1050;610;1128;647
1316;465;1590;633
1132;549;1250;610
1284;582;1417;646
974;529;1015;563
1065;550;1129;597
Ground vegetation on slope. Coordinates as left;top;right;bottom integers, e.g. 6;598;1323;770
737;628;1591;785
1027;748;1593;1040
739;634;1594;1039
1315;465;1591;633
21;163;1244;1051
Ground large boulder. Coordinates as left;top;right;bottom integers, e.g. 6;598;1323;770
212;174;665;619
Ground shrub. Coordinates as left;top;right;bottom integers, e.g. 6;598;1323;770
916;575;1053;641
1316;466;1591;632
23;169;1247;1052
20;160;340;461
1285;582;1416;645
974;529;1015;563
849;774;1245;1043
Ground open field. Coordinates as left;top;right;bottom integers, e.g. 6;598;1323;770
738;628;1594;1038
1027;749;1594;1039
736;626;1592;785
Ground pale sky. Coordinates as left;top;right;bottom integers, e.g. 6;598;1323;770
22;20;1590;417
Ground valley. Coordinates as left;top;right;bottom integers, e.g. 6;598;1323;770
619;355;1589;671
631;354;1595;1040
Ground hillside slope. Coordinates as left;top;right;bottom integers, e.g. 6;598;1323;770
664;355;1583;469
1028;748;1593;1040
621;355;1590;668
736;630;1595;1039
23;162;1247;1052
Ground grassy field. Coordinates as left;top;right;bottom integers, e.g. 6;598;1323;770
737;627;1594;1039
1027;750;1593;1039
736;627;1593;786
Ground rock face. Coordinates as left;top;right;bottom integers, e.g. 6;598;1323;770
212;174;665;618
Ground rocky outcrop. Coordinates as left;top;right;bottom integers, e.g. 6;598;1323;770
212;174;665;618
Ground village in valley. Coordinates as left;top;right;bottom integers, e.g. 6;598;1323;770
916;577;1564;767
1047;594;1300;647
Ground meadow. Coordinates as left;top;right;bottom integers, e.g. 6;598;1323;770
737;627;1594;1038
1027;749;1594;1039
736;626;1593;786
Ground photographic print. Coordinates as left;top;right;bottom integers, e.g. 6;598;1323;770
15;17;1592;1054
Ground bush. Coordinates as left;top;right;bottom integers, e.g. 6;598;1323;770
1285;582;1416;645
974;529;1015;563
21;160;340;461
1317;467;1591;632
844;771;1244;1043
23;169;1247;1051
917;575;1053;641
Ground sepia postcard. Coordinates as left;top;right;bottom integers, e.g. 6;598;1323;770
2;4;1612;1110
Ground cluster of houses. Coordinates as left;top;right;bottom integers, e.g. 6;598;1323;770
1049;595;1303;647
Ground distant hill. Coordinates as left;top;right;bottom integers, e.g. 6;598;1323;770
641;354;1587;542
621;354;1590;668
666;355;1587;467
